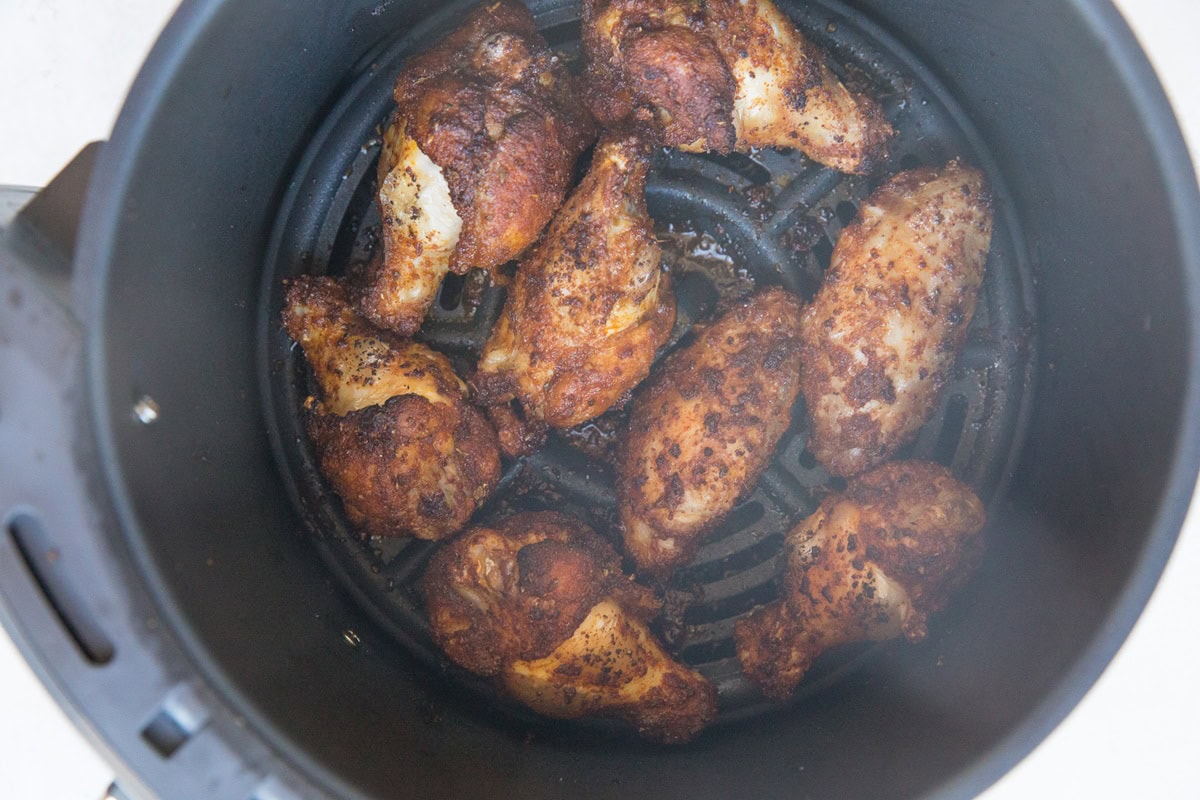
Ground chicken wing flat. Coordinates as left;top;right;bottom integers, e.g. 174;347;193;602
734;461;985;700
475;132;675;455
356;0;595;334
282;276;500;539
618;287;804;575
800;161;993;478
422;511;717;743
582;0;892;172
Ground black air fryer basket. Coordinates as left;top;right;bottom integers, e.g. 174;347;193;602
1;0;1198;798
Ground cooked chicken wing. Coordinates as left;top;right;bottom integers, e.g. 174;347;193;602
355;118;464;337
582;0;892;172
584;0;735;152
422;511;717;743
734;461;985;700
282;276;500;539
475;132;676;455
618;287;804;575
355;0;595;335
503;598;715;742
800;161;993;477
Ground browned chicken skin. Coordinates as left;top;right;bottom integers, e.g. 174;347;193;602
618;287;805;575
735;461;985;700
282;276;500;539
355;0;595;335
583;0;892;172
422;512;717;743
800;161;993;477
475;132;676;455
584;0;735;152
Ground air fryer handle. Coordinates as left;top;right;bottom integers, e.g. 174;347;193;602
0;144;350;800
1;141;116;777
2;141;104;317
3;143;156;800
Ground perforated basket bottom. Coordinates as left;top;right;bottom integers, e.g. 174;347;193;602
260;0;1035;729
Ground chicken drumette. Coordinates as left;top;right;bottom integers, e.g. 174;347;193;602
617;287;805;575
282;276;500;540
799;161;993;477
423;511;717;743
355;0;595;335
582;0;892;172
475;132;675;456
735;461;985;700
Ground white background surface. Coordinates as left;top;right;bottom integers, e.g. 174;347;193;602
1;0;1198;797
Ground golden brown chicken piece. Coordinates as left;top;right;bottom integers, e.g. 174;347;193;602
617;287;804;575
582;0;892;172
422;512;717;743
800;161;993;478
354;119;463;337
475;132;676;455
355;0;595;335
282;276;500;539
734;461;985;700
584;0;735;152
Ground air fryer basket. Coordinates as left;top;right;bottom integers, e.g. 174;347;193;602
0;0;1197;798
262;0;1034;727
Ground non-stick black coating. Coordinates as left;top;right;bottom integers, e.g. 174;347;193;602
69;0;1200;798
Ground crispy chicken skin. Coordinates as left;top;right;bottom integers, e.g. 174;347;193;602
356;0;595;334
583;0;735;152
735;461;985;700
800;161;993;477
475;132;676;455
582;0;892;172
618;288;804;575
282;276;500;539
706;0;892;169
422;512;717;743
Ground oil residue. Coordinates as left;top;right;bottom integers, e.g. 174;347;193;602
559;408;627;465
657;223;756;300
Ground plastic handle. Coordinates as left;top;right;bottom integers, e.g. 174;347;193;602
4;141;103;316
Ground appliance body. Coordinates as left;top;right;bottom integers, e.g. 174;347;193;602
1;0;1198;798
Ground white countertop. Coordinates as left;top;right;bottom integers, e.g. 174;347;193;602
2;0;1197;797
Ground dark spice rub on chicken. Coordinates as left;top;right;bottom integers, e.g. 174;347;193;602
475;132;675;456
582;0;893;172
735;460;985;700
617;287;805;575
355;0;595;335
282;276;500;540
422;511;718;743
799;160;993;478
